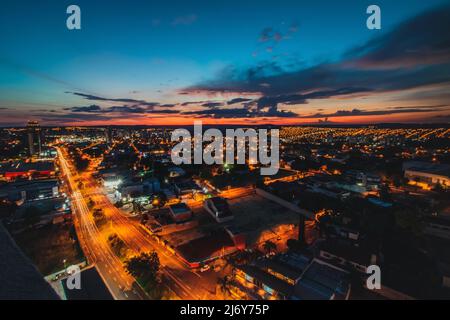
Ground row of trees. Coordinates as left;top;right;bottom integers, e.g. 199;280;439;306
108;233;128;259
92;208;106;227
68;146;90;172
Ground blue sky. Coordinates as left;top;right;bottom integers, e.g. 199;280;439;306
1;0;449;126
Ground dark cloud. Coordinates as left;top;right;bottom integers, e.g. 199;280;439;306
298;106;449;119
259;28;274;43
346;5;450;69
149;109;180;114
183;108;297;119
255;23;299;57
105;105;147;113
65;104;180;115
66;105;102;113
181;101;208;106
258;23;298;44
184;5;450;115
201;102;223;108
227;98;252;105
68;92;160;108
255;87;370;110
37;112;111;123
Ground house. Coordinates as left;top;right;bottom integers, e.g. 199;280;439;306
168;203;193;223
318;240;377;273
174;179;202;197
175;228;237;268
234;253;351;300
403;161;450;189
225;226;246;250
423;216;450;240
204;197;233;223
117;177;161;198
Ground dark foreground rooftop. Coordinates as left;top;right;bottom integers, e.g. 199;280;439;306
62;266;113;300
0;223;59;300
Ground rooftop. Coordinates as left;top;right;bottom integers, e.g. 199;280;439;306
0;161;55;174
0;223;59;300
169;203;191;215
293;259;350;300
403;161;450;177
175;228;236;264
61;266;113;300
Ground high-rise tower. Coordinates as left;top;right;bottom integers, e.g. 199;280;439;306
105;126;113;146
26;120;42;156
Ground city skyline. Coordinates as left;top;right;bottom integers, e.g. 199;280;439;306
1;0;450;127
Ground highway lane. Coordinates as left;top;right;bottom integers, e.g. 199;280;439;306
57;147;144;300
82;178;216;300
64;152;218;299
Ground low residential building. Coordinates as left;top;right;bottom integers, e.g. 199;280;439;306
403;161;450;189
332;170;382;194
0;179;59;202
318;240;377;273
204;197;233;223
424;216;450;240
234;253;351;300
0;161;56;181
225;226;246;250
174;179;202;196
117;177;161;198
175;228;237;268
168;203;193;223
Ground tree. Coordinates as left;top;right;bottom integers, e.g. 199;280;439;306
379;183;392;202
140;213;149;225
23;206;41;227
394;208;424;235
231;249;260;265
217;276;232;297
92;208;106;226
87;198;95;208
108;233;127;258
262;240;277;256
124;251;162;298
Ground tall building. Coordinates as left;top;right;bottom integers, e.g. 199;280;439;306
105;126;113;146
26;120;42;156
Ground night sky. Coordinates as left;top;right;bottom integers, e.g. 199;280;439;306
1;0;450;126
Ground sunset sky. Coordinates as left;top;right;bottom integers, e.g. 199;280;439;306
1;0;450;126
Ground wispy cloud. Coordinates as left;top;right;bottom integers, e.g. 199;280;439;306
171;14;197;26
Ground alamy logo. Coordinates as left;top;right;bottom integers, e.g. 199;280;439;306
366;5;381;30
66;5;81;30
66;265;81;290
366;265;381;290
171;121;279;175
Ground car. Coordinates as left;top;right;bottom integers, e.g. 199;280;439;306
199;265;210;272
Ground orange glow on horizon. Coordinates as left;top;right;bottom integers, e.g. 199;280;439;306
59;110;446;127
